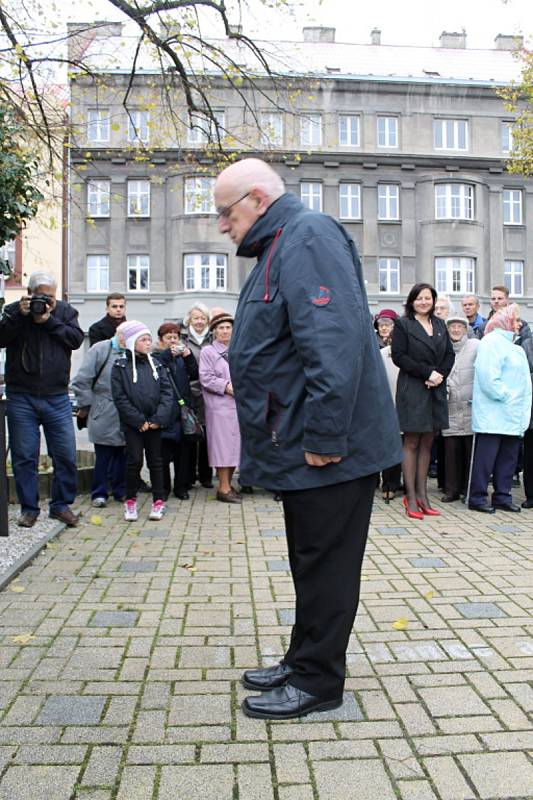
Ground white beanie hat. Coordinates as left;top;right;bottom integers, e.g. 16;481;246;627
119;320;158;383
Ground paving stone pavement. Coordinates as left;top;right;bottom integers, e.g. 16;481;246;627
0;486;532;799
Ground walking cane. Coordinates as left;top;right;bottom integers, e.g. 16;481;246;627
465;433;477;507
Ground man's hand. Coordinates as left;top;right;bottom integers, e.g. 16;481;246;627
77;408;89;419
305;452;342;467
139;421;150;432
19;296;31;316
33;310;51;324
147;422;160;429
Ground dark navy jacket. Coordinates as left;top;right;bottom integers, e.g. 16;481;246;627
229;192;403;491
152;348;199;442
0;299;84;396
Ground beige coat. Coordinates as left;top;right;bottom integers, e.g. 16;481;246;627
442;335;479;437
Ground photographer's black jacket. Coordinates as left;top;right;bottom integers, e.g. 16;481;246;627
0;300;84;396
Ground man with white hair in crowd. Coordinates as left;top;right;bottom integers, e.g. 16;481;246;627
0;271;84;527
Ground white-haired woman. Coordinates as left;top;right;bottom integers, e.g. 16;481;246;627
181;302;213;488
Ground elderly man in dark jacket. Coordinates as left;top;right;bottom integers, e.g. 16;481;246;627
0;271;84;527
215;158;403;720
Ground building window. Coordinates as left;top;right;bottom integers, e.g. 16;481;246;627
378;258;400;293
378;185;400;220
87;180;111;218
503;189;522;224
184;177;215;214
339;115;360;147
188;111;226;145
127;180;150;217
183;253;227;291
434;119;468;151
377;116;398;148
87;108;110;143
300;114;322;147
502;122;514;154
339;183;361;219
127;110;150;144
504;260;524;296
435;183;474;220
300;182;322;212
435;257;475;294
127;255;150;292
87;255;109;293
260;112;283;147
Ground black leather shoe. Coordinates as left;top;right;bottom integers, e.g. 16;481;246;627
201;481;213;489
493;503;521;513
17;512;38;528
521;499;533;509
239;485;254;494
441;494;460;503
242;662;294;691
468;504;495;514
242;684;343;720
174;489;190;500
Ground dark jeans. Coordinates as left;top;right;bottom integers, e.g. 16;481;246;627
281;474;376;700
443;435;472;497
124;427;164;502
469;433;521;508
522;428;533;500
92;444;126;500
188;430;212;484
7;392;77;516
161;438;190;496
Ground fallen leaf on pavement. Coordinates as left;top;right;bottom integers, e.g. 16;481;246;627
9;584;25;593
12;633;35;645
90;515;103;525
392;618;409;631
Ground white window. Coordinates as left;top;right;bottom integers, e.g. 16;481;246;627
339;115;360;147
87;180;110;218
188;111;226;145
300;182;322;212
378;258;400;293
503;189;522;224
300;114;322;147
504;260;524;297
127;180;150;217
378;185;400;220
184;177;215;214
339;183;361;219
502;122;514;154
87;108;110;143
377;116;398;148
435;257;475;295
434;119;468;151
127;255;150;292
260;112;283;147
435;184;474;220
183;253;227;291
127;110;150;144
87;255;109;293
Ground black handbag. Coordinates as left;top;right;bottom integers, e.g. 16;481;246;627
76;342;113;430
165;367;204;442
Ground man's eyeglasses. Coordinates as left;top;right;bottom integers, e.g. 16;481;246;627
216;192;250;220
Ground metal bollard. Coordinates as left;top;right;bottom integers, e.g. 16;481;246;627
0;398;8;536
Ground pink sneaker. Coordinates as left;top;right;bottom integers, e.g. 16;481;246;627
124;499;138;521
149;499;165;520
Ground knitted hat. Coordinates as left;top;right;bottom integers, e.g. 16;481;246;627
374;308;398;330
209;311;234;332
118;320;157;383
446;315;469;328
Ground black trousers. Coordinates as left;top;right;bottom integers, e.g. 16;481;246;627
188;430;212;484
522;428;533;500
281;474;376;700
381;463;402;492
124;427;164;501
161;438;190;496
469;433;521;508
443;435;472;497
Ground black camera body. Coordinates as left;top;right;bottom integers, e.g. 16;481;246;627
29;293;53;315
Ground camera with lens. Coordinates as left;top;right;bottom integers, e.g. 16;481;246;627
29;293;53;315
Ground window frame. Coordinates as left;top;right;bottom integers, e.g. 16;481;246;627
183;253;227;292
502;122;514;155
433;118;469;151
338;114;360;147
127;254;150;293
504;260;524;297
87;179;111;218
377;116;398;149
300;181;323;212
435;256;475;295
338;182;361;220
377;184;400;221
87;108;110;144
127;180;151;218
503;189;523;225
87;254;110;293
300;114;322;147
260;112;284;147
127;110;150;144
184;176;216;214
378;257;401;294
434;183;474;220
187;111;226;145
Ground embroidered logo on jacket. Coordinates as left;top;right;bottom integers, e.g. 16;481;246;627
311;286;331;307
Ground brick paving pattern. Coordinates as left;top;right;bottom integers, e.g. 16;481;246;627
0;488;531;799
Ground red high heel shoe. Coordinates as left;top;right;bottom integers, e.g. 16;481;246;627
403;496;424;520
416;499;441;517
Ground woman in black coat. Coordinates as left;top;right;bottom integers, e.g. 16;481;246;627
391;283;454;519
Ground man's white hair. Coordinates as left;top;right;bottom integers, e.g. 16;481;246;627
28;272;57;292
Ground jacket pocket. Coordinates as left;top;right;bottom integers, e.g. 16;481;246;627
264;392;283;448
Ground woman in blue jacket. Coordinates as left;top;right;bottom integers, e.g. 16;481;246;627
469;304;532;513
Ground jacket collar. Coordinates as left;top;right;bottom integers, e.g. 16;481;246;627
237;193;305;258
212;339;229;354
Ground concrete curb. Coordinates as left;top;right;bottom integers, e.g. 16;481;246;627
0;521;66;593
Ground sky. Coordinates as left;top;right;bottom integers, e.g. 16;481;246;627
63;0;532;49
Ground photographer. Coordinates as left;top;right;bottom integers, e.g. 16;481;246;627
0;272;84;527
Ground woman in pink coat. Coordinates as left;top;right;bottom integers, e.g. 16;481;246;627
199;311;242;503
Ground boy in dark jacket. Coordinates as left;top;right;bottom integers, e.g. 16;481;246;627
111;321;173;521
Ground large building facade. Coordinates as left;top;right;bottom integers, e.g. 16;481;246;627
67;25;531;331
